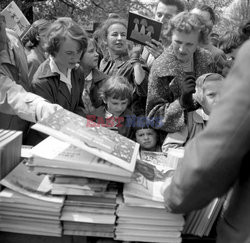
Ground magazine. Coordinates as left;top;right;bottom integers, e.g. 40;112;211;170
1;1;30;37
127;11;162;45
31;109;139;172
124;149;183;202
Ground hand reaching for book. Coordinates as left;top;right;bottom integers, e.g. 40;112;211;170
36;102;62;122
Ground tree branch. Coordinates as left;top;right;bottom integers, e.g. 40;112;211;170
90;0;108;13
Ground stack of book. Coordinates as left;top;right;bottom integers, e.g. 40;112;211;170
0;129;22;190
61;186;118;238
0;162;64;236
27;109;140;238
182;197;225;237
115;150;185;243
29;109;140;183
28;136;134;183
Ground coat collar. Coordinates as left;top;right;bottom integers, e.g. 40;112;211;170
92;68;108;84
36;59;59;79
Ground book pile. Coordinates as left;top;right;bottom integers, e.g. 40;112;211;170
61;184;118;238
28;137;120;237
182;197;225;237
27;109;140;238
28;136;133;183
0;162;64;236
115;150;185;243
0;129;22;190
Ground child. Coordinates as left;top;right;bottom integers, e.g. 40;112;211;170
162;73;224;152
79;38;108;116
134;117;162;152
87;75;134;139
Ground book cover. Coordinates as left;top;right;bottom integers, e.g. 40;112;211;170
127;11;162;45
31;109;139;172
0;161;64;204
1;1;30;37
30;136;131;177
124;149;183;202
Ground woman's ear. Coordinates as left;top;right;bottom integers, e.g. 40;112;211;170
36;34;40;42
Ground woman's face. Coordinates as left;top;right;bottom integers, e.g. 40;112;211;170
106;23;127;55
171;29;200;63
81;40;99;69
54;36;83;71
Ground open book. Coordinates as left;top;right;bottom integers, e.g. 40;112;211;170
1;1;30;37
127;11;162;45
124;149;183;202
31;109;139;172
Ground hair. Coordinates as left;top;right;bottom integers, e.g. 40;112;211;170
98;18;127;41
218;30;245;54
108;13;121;19
21;19;51;49
45;17;88;57
158;0;186;13
210;32;219;47
164;11;209;44
133;116;157;132
195;73;224;105
99;75;133;102
194;4;216;25
239;19;250;41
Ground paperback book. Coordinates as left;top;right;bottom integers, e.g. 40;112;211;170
1;1;30;37
127;11;162;45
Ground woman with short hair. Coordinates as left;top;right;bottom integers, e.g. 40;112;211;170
146;11;216;132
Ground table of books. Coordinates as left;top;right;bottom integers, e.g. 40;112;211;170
0;121;221;243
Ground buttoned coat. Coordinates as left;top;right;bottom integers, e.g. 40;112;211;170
146;45;215;132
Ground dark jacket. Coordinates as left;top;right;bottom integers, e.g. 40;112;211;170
163;40;250;243
31;59;84;113
146;46;215;132
83;67;108;109
26;59;85;145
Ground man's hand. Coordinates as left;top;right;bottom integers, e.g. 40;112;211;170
36;102;62;122
0;14;8;52
145;39;164;59
180;75;196;108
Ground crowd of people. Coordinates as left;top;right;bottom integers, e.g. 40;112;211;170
1;0;250;242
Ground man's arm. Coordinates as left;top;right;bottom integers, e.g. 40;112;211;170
162;40;250;213
0;73;61;122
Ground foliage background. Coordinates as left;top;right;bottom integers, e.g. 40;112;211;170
1;0;250;35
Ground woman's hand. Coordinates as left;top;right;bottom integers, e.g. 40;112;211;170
145;39;164;59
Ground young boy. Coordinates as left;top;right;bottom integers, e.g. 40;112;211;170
162;73;224;152
134;117;161;152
